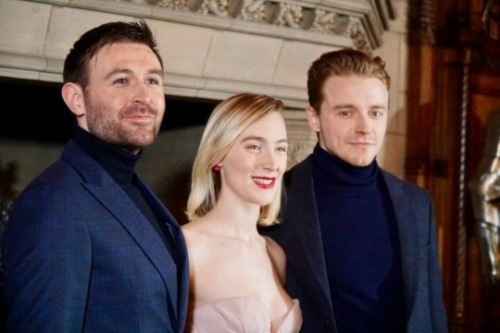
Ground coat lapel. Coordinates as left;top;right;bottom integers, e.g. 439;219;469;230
383;172;419;317
84;181;178;284
285;157;334;311
62;142;180;315
136;177;190;330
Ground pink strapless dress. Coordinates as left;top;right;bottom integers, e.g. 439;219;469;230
187;297;303;333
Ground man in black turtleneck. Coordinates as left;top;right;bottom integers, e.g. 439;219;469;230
1;21;189;332
262;49;448;332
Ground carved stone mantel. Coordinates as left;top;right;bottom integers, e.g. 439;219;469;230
0;0;395;106
0;0;396;164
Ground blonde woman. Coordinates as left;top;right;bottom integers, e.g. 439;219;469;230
183;93;302;332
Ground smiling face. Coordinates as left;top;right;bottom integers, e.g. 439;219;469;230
219;111;288;208
307;75;389;167
76;42;165;153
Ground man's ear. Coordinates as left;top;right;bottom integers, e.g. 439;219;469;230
61;82;85;118
306;106;320;132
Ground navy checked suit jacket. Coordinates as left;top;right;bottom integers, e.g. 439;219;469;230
262;156;448;333
1;140;189;332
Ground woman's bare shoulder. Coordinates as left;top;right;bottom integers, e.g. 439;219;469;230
263;236;287;283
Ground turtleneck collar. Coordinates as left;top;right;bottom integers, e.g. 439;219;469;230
73;126;142;186
311;143;378;193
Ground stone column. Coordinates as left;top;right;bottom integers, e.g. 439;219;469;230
283;109;316;169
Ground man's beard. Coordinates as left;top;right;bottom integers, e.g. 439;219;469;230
85;95;161;151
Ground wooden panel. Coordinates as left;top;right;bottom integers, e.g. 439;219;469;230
407;1;500;331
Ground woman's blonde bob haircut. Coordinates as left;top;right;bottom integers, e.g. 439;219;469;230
186;93;286;227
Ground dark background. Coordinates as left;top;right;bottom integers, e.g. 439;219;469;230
0;78;218;143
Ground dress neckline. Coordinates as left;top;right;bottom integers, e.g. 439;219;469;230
192;297;302;333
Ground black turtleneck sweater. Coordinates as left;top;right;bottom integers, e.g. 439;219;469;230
312;144;405;332
72;127;175;256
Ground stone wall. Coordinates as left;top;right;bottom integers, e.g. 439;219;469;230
0;0;409;221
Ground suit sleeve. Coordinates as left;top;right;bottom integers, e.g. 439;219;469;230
1;183;92;332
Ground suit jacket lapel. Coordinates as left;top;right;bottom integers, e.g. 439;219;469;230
84;181;178;285
62;142;180;316
136;177;190;330
286;157;333;311
383;172;419;317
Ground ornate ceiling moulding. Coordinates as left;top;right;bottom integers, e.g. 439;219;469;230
33;0;395;54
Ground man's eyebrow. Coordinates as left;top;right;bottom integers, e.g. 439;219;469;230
276;138;288;144
147;69;164;77
104;68;131;80
331;104;387;110
104;68;163;80
332;104;355;109
369;105;388;110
